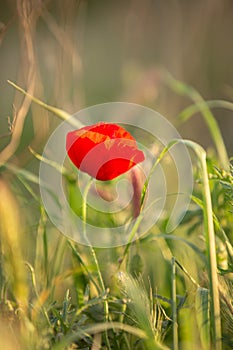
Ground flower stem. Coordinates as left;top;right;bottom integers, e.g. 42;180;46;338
82;179;106;292
82;178;111;350
131;166;143;218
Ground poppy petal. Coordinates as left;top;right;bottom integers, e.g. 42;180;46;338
66;122;145;181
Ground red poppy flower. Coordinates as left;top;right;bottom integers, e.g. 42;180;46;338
66;122;145;181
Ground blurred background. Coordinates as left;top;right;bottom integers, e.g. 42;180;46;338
0;0;233;167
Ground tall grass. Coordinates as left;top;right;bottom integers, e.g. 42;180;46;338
0;77;232;349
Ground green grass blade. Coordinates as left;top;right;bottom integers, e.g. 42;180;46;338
179;99;233;121
156;234;206;263
175;258;200;288
51;322;148;350
7;80;83;128
35;206;49;288
182;139;222;350
195;287;211;349
29;146;76;181
164;72;229;170
141;140;178;207
171;256;178;350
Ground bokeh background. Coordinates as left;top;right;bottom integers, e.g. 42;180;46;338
1;0;233;167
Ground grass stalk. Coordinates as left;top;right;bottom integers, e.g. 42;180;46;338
199;150;222;350
68;240;100;293
35;206;49;288
141;140;178;207
182;140;222;350
171;257;178;350
195;287;211;349
25;262;51;326
7;80;83;128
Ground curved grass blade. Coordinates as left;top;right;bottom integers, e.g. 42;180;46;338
179;100;233;122
51;322;148;350
164;72;229;170
7;80;83;128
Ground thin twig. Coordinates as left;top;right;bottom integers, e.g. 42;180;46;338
0;71;36;166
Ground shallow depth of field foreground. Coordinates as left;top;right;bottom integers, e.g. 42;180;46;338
0;1;233;350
